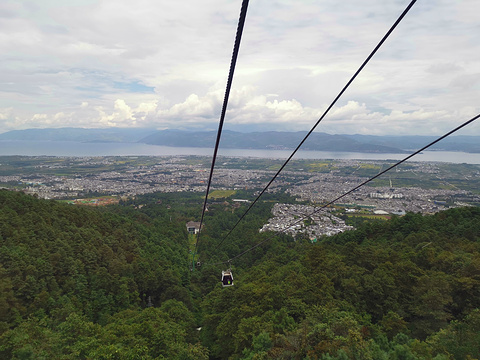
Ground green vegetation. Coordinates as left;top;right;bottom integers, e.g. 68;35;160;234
208;190;237;199
1;189;480;359
347;213;391;220
345;213;390;227
0;189;204;358
308;161;330;170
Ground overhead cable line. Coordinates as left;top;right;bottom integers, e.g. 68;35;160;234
213;0;418;252
207;112;480;266
192;0;250;270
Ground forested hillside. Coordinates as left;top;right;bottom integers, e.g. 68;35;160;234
0;189;205;359
1;189;480;359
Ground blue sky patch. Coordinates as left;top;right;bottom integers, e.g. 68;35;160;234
113;81;155;93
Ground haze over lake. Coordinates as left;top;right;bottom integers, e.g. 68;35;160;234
1;140;479;164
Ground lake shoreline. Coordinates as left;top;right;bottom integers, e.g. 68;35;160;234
0;140;479;164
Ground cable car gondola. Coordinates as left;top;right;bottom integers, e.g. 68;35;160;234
221;269;234;287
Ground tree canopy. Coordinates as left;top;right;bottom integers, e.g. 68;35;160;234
1;189;479;359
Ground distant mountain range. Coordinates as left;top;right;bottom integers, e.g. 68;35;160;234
342;134;480;153
140;130;410;153
1;127;479;153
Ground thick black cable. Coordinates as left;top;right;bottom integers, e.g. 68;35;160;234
192;0;249;269
213;0;418;252
206;112;480;266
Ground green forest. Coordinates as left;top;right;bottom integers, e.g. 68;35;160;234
1;189;480;359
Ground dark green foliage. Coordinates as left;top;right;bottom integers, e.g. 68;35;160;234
200;206;480;359
1;189;480;359
0;303;208;359
0;189;207;358
0;189;190;321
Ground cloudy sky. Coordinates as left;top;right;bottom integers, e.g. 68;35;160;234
1;0;479;136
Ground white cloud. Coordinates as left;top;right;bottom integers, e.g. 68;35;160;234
0;0;479;136
159;93;217;120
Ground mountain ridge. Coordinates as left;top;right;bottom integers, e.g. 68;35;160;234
1;127;479;153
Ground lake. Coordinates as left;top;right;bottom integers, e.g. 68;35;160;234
1;140;479;164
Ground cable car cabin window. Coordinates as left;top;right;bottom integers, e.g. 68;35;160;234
221;270;234;287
